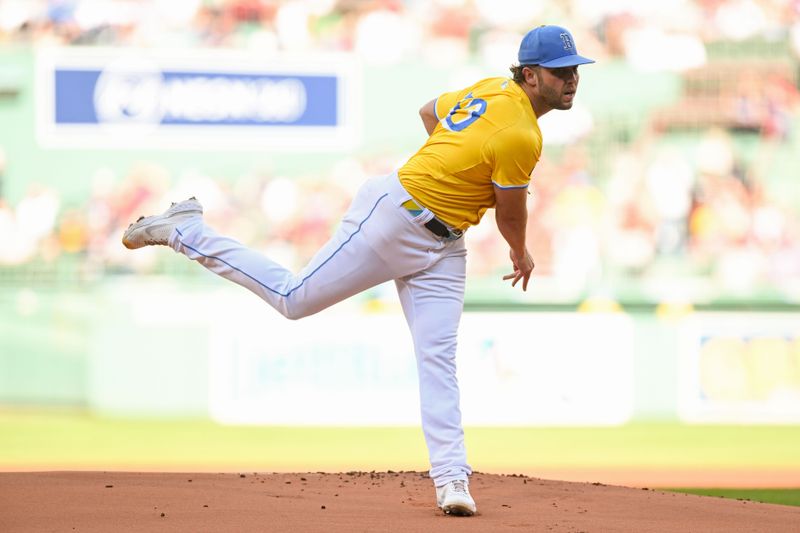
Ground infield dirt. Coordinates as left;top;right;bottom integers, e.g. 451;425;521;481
1;471;798;532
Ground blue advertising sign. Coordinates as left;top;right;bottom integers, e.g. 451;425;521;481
36;49;360;150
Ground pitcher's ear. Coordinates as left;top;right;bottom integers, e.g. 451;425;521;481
523;66;538;88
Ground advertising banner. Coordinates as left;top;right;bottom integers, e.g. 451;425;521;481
208;303;635;426
677;313;800;423
36;47;360;150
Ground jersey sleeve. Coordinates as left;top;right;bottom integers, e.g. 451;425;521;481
483;126;540;189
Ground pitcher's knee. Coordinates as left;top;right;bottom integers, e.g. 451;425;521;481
282;299;314;320
283;308;304;321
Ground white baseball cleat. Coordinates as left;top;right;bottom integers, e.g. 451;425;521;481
122;197;203;249
436;479;477;516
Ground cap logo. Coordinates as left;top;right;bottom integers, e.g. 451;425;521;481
560;33;573;51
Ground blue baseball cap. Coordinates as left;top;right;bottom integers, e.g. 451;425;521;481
518;25;595;68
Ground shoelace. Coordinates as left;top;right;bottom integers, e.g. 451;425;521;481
451;480;468;494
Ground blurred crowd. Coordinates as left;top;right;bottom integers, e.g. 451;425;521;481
460;124;800;296
1;0;800;300
2;124;799;298
0;0;799;65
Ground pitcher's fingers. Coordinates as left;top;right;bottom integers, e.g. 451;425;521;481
503;267;520;280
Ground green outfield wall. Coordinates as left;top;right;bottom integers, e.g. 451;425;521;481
2;282;798;425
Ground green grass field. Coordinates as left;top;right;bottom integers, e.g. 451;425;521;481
2;410;799;506
667;489;800;507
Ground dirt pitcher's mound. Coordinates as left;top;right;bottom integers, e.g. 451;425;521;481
1;471;798;532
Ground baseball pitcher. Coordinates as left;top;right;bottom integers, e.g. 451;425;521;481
123;25;593;516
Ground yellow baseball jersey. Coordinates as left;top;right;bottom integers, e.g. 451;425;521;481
399;77;542;230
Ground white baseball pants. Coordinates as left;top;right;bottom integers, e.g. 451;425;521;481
168;172;471;486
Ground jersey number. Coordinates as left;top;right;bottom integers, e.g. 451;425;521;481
442;92;487;132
